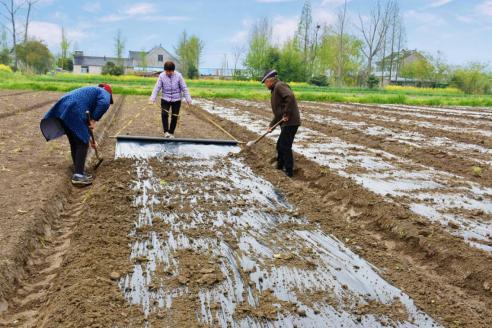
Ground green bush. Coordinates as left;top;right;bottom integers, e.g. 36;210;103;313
366;74;379;89
451;63;492;95
309;75;329;87
15;40;53;74
102;61;124;76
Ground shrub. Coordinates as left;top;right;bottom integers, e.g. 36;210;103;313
15;40;53;74
0;63;12;73
102;61;124;76
309;75;329;87
384;85;463;95
366;74;379;89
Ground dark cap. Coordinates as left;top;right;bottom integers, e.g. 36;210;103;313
261;69;278;83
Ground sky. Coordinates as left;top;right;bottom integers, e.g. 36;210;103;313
3;0;492;68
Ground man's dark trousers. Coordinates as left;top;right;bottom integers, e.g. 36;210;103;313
277;125;299;175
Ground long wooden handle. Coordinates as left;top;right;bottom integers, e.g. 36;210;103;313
254;119;283;144
86;111;99;158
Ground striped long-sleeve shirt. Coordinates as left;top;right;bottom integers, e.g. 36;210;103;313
150;71;192;103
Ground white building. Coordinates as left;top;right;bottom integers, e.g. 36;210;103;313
73;46;180;75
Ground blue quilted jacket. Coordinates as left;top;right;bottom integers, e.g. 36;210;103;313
40;86;111;144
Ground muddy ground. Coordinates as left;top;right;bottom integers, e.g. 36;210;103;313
0;93;491;327
0;93;123;308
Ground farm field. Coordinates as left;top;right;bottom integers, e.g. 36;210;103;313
1;72;492;107
0;91;491;327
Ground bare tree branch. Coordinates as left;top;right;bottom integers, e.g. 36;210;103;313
24;0;40;42
356;0;394;78
0;0;25;70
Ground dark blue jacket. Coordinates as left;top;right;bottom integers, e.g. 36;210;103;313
40;86;111;144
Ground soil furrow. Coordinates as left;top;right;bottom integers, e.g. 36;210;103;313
191;100;492;327
0;91;35;99
0;95;124;312
223;99;492;187
1;94;491;328
328;102;492;127
196;99;492;252
0;100;58;119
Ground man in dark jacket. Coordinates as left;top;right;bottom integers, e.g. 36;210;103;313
262;69;301;177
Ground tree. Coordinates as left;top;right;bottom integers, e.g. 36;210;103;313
400;54;435;81
176;31;204;79
431;50;450;84
318;28;363;86
335;0;348;86
245;18;275;79
15;40;53;73
24;0;40;42
114;29;125;66
1;0;24;70
232;45;246;75
140;49;148;72
451;63;492;95
187;35;204;78
394;20;406;82
59;26;71;70
387;2;401;82
297;0;313;67
56;57;73;71
0;28;9;65
277;39;304;82
357;0;394;78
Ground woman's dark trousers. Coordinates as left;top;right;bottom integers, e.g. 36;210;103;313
63;124;88;175
161;100;182;134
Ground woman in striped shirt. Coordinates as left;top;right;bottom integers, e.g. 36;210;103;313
149;61;192;138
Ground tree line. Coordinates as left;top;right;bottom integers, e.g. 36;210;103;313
241;0;492;94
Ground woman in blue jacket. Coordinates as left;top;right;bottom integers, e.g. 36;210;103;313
40;84;113;186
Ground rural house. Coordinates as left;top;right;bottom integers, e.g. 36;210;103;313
73;45;180;74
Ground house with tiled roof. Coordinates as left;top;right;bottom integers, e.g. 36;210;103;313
73;45;180;74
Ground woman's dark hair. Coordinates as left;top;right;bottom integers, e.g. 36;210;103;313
164;61;176;71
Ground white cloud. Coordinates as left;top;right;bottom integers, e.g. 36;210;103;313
124;3;155;16
99;2;189;23
476;0;492;17
272;16;298;44
82;2;101;13
321;0;350;7
456;15;473;23
427;0;453;8
99;14;125;22
28;21;88;48
314;8;337;26
404;10;446;27
229;19;253;45
230;30;249;44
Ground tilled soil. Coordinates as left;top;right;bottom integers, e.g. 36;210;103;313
0;93;123;309
223;99;492;185
0;94;491;327
209;99;492;252
0;92;60;119
190;101;492;327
